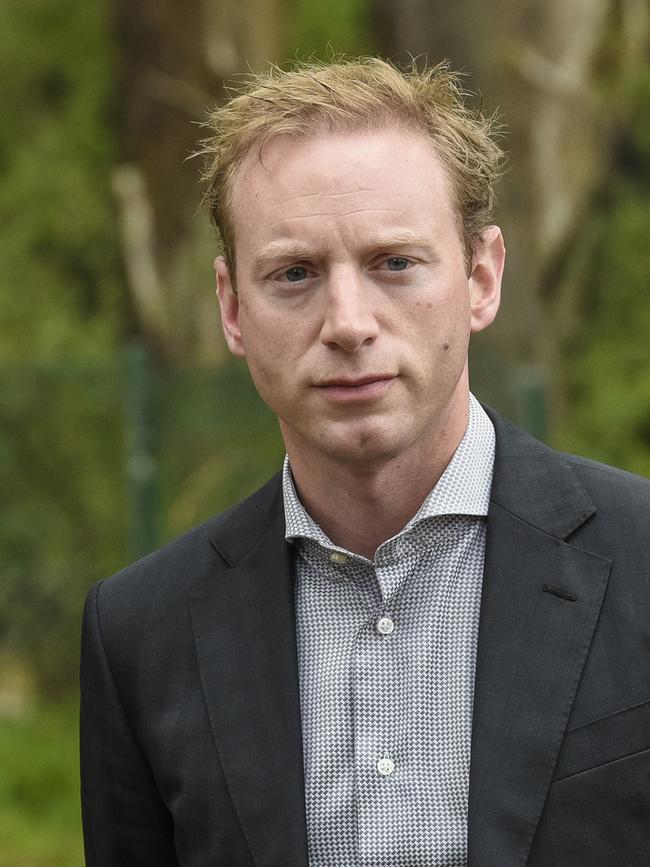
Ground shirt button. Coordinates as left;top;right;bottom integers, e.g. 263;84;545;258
329;551;349;564
376;757;395;776
375;615;395;636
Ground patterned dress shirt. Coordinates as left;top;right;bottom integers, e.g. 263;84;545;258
283;393;495;867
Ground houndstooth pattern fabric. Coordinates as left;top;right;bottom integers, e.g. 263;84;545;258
284;394;495;867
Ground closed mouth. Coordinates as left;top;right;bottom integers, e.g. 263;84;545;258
315;375;396;401
317;374;394;388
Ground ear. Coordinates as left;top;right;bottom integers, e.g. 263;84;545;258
469;225;505;334
215;256;246;358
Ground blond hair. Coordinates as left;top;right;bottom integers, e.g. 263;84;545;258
201;56;504;274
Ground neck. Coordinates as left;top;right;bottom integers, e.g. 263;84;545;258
286;396;470;560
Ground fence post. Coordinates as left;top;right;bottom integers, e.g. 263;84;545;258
123;340;159;559
513;364;548;441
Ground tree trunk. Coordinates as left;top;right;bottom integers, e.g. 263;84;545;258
111;0;281;362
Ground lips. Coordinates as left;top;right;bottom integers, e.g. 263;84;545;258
318;374;393;388
316;374;395;401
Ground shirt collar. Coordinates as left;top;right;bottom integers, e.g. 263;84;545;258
406;392;495;525
283;393;495;547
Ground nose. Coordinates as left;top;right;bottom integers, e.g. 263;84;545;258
319;270;380;352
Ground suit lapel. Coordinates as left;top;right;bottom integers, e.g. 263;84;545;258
468;412;612;866
188;482;308;867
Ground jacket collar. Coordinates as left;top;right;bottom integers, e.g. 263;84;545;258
486;408;596;538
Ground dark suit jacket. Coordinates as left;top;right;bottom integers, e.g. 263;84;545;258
80;410;650;866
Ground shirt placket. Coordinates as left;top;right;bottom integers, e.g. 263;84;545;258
352;538;415;866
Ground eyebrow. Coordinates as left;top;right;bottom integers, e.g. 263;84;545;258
253;243;321;274
364;232;431;250
252;233;431;274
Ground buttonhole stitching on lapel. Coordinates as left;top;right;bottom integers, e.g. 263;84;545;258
543;583;577;602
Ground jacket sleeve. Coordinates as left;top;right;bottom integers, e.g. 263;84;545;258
80;581;179;866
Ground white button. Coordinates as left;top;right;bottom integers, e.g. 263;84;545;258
376;616;395;636
377;757;395;776
329;551;349;564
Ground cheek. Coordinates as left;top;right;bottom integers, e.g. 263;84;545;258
243;357;289;420
238;313;299;407
408;313;471;386
239;309;273;359
410;303;471;351
241;302;296;349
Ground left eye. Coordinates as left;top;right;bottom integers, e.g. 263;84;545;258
384;257;410;271
285;266;309;282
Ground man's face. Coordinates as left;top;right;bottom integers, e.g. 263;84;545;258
217;127;503;467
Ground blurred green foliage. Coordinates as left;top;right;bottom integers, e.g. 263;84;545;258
0;702;82;866
555;71;650;478
1;356;284;696
1;360;126;696
0;0;122;363
158;362;284;540
0;3;282;855
0;0;125;697
283;0;372;57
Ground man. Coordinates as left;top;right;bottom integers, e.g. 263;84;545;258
80;58;650;866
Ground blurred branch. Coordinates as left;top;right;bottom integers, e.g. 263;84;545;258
141;69;213;118
511;0;608;100
622;0;650;66
512;46;592;100
112;164;169;340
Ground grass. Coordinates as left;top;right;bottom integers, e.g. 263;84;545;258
0;701;83;867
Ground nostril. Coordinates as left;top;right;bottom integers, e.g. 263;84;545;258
319;306;380;352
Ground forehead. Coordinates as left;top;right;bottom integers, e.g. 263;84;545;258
229;128;459;252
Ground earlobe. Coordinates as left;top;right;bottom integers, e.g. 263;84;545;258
215;256;246;358
469;226;505;334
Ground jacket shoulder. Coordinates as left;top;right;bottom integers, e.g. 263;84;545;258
485;404;650;545
562;451;650;501
561;452;650;549
90;471;283;611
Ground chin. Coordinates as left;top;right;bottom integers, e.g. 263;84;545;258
317;425;407;465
